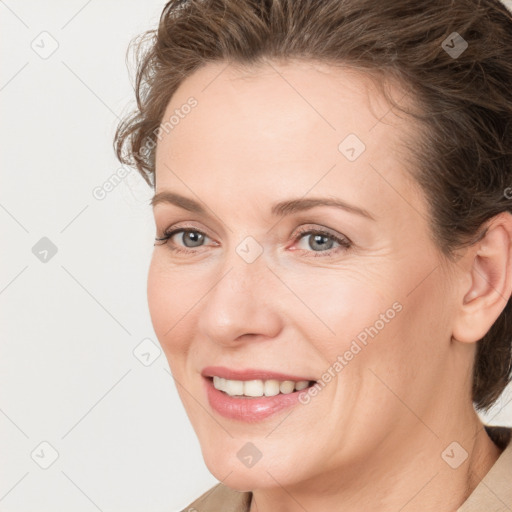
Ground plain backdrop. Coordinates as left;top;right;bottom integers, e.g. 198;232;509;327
1;1;511;511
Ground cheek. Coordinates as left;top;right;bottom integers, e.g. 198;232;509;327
146;256;198;357
340;268;454;413
147;259;167;339
288;268;394;357
291;263;439;399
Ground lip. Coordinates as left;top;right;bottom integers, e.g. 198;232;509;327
203;377;314;422
201;365;316;382
201;366;317;422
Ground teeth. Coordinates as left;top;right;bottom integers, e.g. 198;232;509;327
264;379;280;396
212;376;311;397
225;379;244;396
244;380;264;397
279;380;295;394
294;380;309;391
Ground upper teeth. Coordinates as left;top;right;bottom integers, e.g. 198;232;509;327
212;376;310;397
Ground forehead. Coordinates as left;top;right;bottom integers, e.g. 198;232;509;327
156;59;398;157
154;60;423;223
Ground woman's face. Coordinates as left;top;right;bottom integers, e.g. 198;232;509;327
148;60;463;490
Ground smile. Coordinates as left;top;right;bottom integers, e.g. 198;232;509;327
212;376;314;397
201;367;318;422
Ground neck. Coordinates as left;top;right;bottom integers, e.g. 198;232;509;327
249;410;502;512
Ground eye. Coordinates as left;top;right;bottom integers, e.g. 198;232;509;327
291;227;352;257
154;224;352;258
154;227;213;254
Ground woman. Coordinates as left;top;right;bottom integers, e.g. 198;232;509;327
114;0;512;510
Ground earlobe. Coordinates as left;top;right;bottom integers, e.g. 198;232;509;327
452;212;512;344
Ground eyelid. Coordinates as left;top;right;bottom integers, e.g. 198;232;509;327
155;224;215;248
155;222;352;257
157;221;215;240
290;225;352;255
293;224;351;242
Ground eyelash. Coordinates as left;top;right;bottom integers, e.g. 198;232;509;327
154;225;352;258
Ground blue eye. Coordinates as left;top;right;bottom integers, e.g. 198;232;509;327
154;228;212;254
293;228;351;256
154;226;352;257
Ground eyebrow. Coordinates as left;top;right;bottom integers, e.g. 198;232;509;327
151;191;375;220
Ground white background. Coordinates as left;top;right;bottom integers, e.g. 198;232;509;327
1;1;511;511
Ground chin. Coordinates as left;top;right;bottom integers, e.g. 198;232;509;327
205;461;282;491
200;442;303;491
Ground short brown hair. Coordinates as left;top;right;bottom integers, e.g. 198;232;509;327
114;0;512;412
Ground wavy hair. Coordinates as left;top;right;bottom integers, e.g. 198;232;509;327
114;0;512;412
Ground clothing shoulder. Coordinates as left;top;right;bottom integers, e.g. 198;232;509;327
179;482;252;512
457;425;512;512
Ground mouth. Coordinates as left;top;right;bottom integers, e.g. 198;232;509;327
206;376;317;398
201;366;318;422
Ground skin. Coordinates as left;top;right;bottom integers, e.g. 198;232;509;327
147;60;512;512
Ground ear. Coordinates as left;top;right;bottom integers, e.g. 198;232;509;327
452;212;512;344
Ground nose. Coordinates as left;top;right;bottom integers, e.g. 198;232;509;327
196;249;283;347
